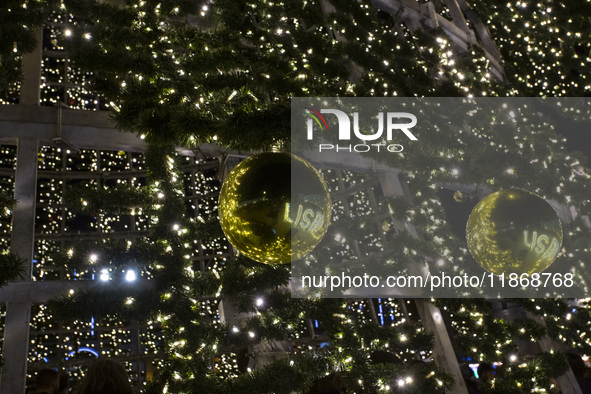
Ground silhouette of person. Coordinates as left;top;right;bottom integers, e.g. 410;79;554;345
36;369;59;394
58;371;69;394
77;359;133;394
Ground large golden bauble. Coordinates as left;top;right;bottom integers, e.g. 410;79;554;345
466;189;562;275
218;152;331;265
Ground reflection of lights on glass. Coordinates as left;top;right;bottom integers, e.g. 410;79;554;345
125;270;136;282
69;347;99;358
467;189;562;275
219;153;330;264
100;269;109;281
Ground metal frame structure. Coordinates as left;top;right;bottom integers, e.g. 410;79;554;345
372;0;505;81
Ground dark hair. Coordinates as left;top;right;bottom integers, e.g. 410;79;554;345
77;359;133;394
36;369;59;388
58;371;69;393
306;373;343;394
567;353;586;376
478;362;495;380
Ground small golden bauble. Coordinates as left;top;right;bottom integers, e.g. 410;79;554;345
218;152;331;265
466;189;562;275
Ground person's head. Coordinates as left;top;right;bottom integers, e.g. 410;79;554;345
305;373;343;394
78;359;133;394
567;353;586;376
36;369;59;393
58;371;69;394
478;362;495;381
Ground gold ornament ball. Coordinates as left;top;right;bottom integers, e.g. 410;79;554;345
466;189;562;275
218;152;331;265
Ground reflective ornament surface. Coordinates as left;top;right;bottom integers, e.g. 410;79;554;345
218;152;331;265
466;189;562;275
